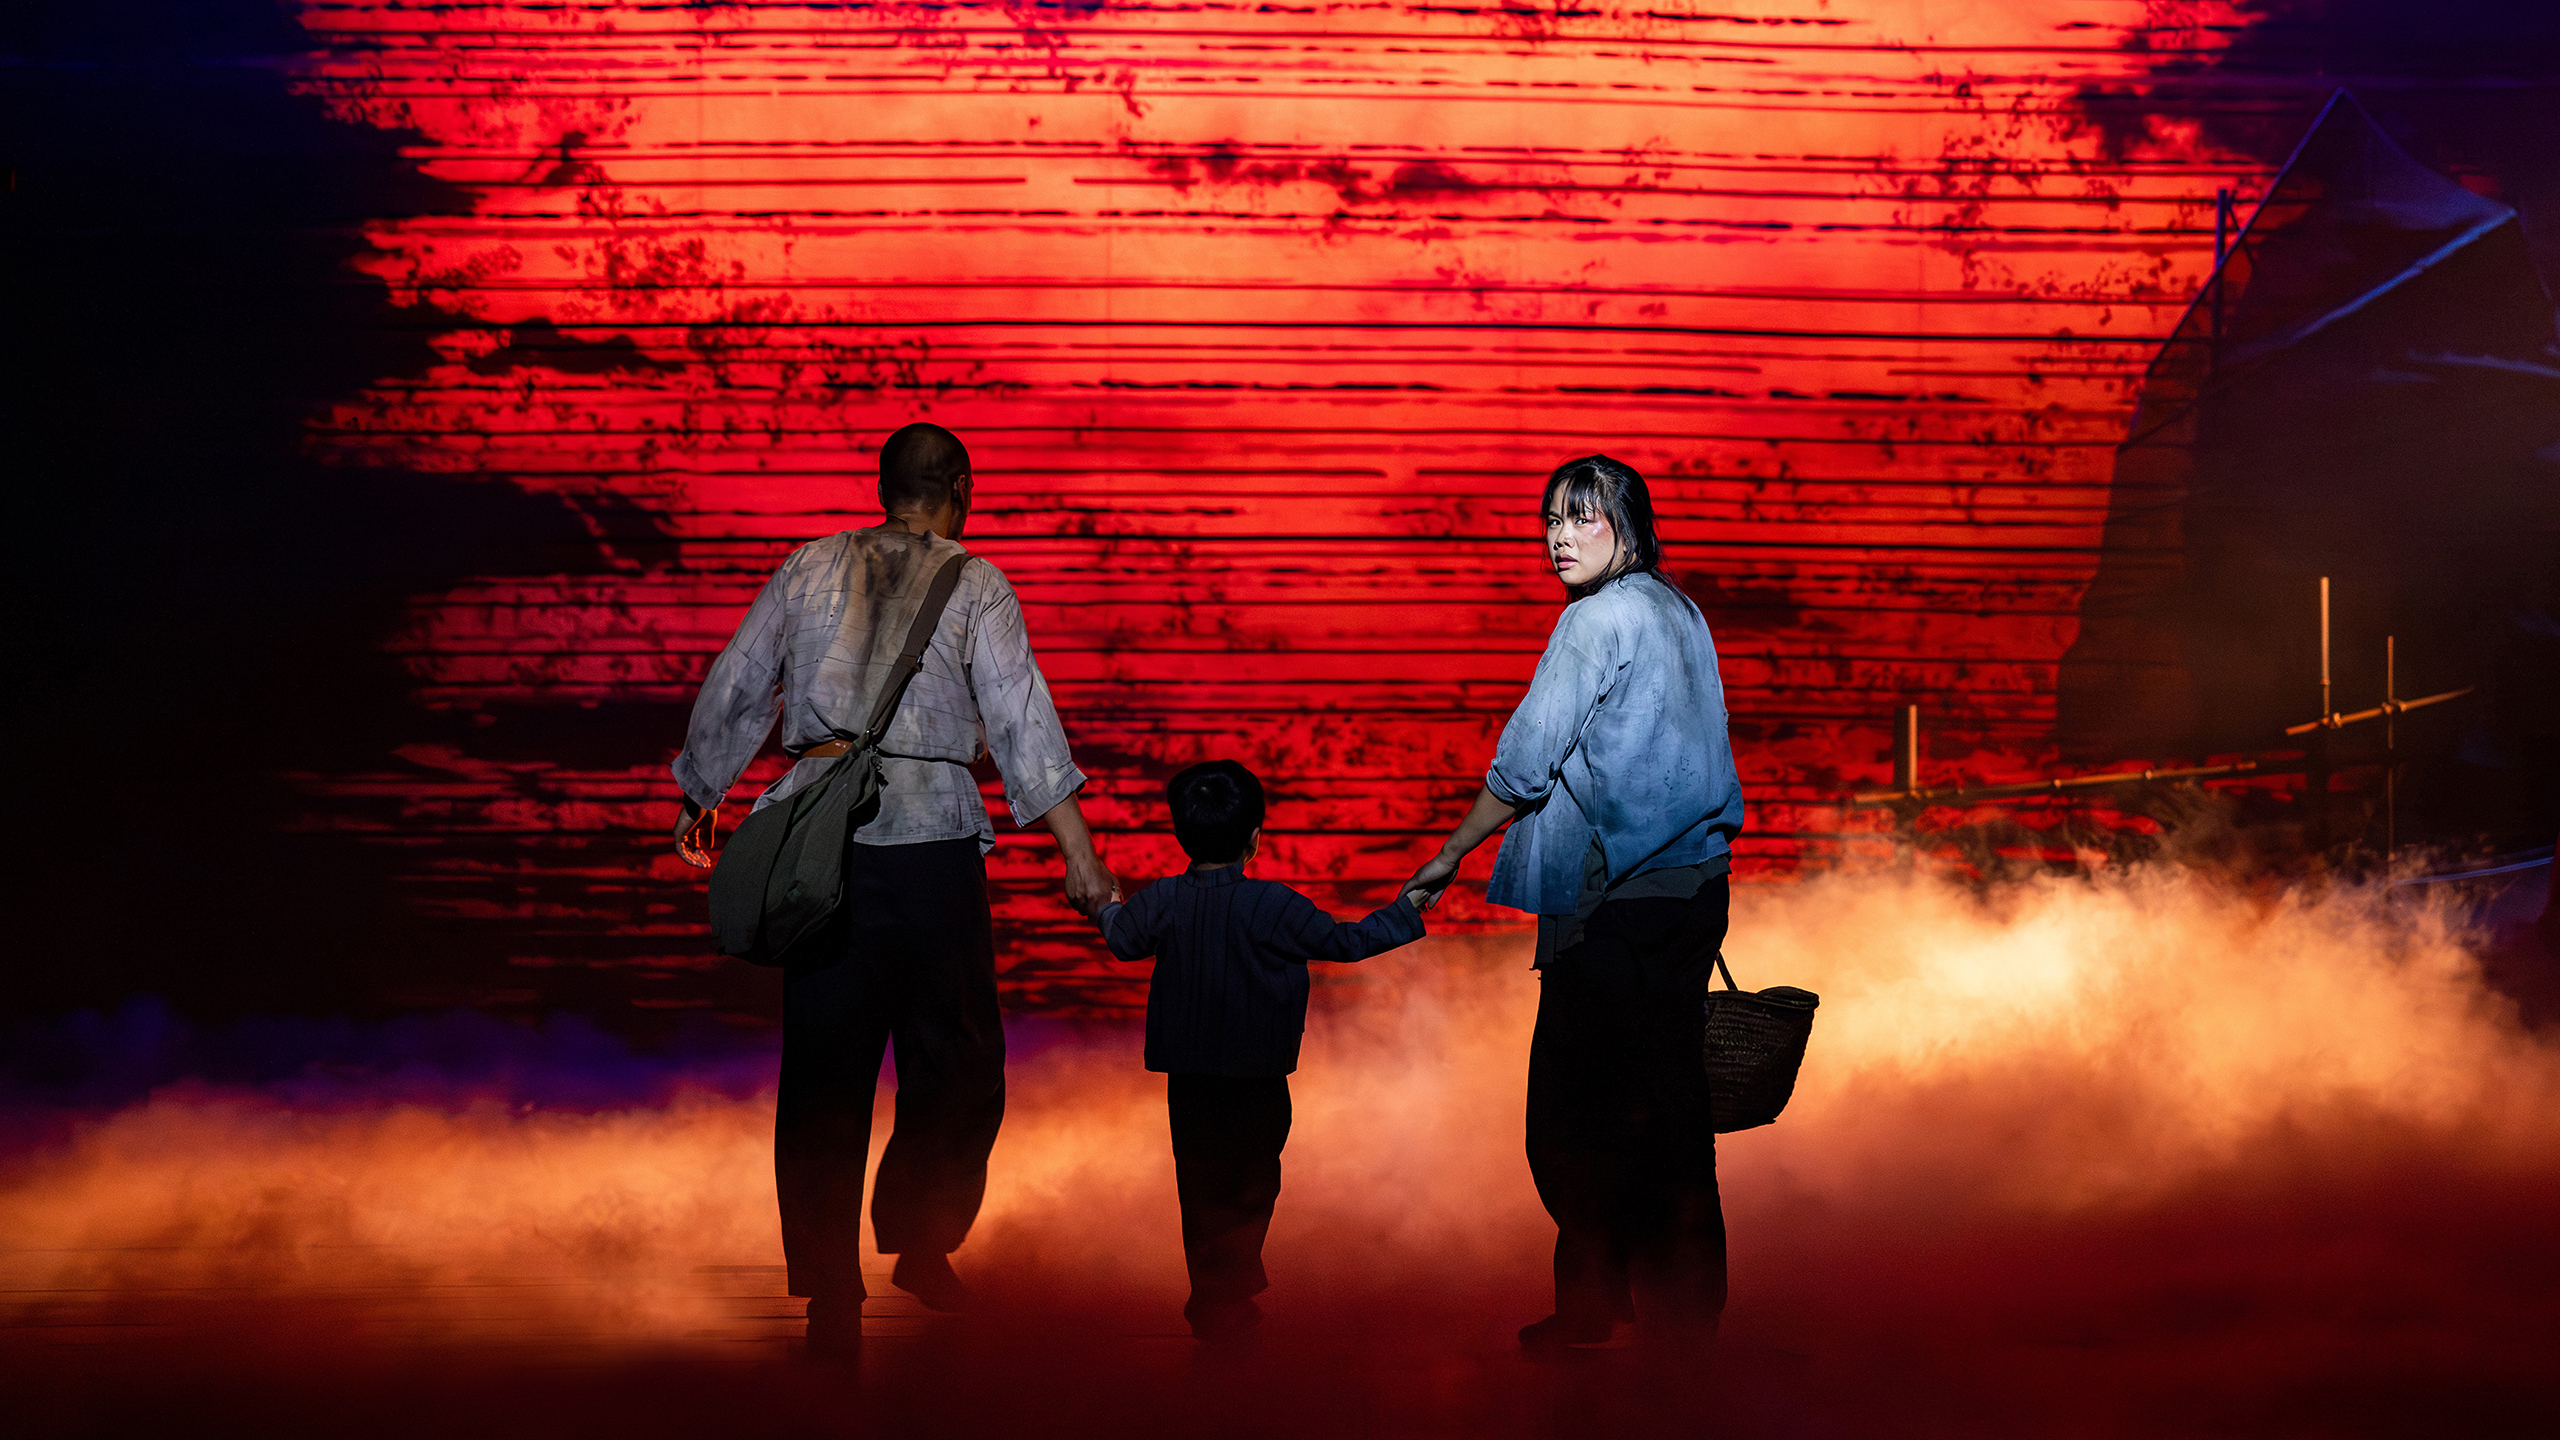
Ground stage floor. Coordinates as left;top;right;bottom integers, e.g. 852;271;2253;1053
10;1207;2558;1440
9;875;2558;1438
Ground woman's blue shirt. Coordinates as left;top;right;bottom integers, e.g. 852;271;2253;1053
1483;569;1744;915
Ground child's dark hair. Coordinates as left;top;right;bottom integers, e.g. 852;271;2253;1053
1168;759;1266;864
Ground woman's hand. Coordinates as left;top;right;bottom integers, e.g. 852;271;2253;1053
1402;852;1461;910
1403;786;1522;910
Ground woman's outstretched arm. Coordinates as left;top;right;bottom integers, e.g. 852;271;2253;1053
1402;786;1521;909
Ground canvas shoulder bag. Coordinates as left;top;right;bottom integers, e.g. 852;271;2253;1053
1703;952;1820;1133
707;551;971;967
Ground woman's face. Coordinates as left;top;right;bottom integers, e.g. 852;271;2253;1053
1544;487;1623;588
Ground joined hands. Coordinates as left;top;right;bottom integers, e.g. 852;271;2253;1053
1064;852;1119;921
1401;851;1461;912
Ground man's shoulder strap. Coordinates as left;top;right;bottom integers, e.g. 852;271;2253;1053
853;552;970;746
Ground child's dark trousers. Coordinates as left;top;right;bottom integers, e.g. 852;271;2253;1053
1168;1073;1292;1319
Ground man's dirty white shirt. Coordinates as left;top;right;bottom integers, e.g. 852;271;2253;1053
671;527;1086;849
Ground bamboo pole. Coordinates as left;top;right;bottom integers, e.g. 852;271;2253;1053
2281;686;2474;736
1850;759;2276;810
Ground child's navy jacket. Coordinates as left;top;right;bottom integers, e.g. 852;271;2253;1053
1095;866;1424;1076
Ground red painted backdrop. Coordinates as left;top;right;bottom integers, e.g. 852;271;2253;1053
280;0;2264;1013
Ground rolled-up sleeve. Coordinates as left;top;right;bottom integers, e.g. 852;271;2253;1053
1486;606;1620;807
671;566;790;810
966;569;1088;825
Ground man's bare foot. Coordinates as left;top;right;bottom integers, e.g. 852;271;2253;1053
889;1251;977;1313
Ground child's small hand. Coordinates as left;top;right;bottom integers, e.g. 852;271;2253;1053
1404;887;1435;911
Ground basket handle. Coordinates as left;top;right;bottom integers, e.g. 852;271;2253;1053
1712;950;1740;992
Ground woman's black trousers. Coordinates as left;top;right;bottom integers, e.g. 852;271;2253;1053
1525;876;1730;1335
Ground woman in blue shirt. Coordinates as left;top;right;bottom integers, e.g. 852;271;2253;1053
1405;454;1743;1352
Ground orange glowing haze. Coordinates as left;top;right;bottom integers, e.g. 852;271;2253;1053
10;865;2551;1345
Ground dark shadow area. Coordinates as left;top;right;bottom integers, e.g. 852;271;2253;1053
0;1001;775;1129
0;2;665;1024
2156;1;2560;287
467;318;685;378
2057;93;2560;853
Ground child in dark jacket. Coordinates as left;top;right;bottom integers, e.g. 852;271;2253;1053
1092;759;1426;1339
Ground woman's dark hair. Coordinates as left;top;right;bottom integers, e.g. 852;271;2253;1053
1543;453;1661;585
1168;759;1266;864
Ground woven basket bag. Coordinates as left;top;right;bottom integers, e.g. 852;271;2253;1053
1704;953;1820;1133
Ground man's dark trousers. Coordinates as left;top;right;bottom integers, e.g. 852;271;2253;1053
1526;876;1730;1336
1168;1073;1292;1317
776;837;1006;1300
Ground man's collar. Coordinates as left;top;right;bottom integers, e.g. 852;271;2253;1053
1181;864;1246;888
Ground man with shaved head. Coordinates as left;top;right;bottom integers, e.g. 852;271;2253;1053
672;421;1114;1352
